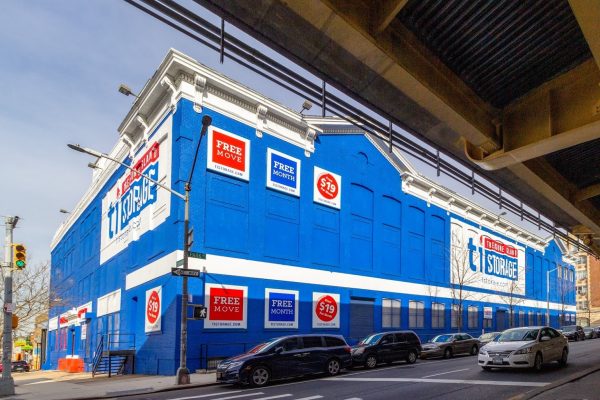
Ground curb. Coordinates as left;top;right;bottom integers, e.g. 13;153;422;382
16;376;221;400
507;364;600;400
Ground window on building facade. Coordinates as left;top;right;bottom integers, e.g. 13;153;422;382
483;318;492;329
579;255;587;265
519;311;525;327
382;298;401;328
451;304;460;328
528;311;534;326
537;312;543;325
577;270;588;280
431;303;445;328
468;306;478;329
59;327;67;351
409;301;424;328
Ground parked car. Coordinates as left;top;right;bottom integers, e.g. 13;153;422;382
478;332;502;345
583;327;597;339
561;325;585;341
216;334;352;387
592;326;600;337
351;331;422;368
420;333;480;359
478;326;568;371
0;361;30;373
11;360;30;372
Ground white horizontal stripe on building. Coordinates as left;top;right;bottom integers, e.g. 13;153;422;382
125;250;575;312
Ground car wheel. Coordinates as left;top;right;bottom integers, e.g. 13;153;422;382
365;354;377;369
558;348;568;367
482;366;492;371
533;352;543;372
326;358;341;376
406;351;418;364
249;366;270;387
443;348;453;359
470;345;478;356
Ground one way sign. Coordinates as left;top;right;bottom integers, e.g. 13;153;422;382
171;268;201;278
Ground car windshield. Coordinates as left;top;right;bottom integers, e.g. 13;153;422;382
561;326;576;332
480;333;498;341
431;334;454;343
359;333;385;345
497;329;539;342
247;338;281;354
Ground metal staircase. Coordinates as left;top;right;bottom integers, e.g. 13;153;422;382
92;333;136;377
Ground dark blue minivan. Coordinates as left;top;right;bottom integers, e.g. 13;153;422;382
216;334;352;386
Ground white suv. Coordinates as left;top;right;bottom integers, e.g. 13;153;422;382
478;326;568;371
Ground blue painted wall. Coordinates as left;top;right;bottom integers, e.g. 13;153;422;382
45;97;575;374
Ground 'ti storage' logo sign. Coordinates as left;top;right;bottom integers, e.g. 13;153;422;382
266;148;301;196
264;288;299;329
205;283;248;329
207;127;250;181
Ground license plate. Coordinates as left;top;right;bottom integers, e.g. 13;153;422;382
492;357;503;365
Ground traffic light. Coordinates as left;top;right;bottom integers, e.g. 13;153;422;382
12;244;26;269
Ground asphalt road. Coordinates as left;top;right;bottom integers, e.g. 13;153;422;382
119;339;600;400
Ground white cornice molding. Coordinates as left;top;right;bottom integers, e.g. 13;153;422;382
401;172;547;252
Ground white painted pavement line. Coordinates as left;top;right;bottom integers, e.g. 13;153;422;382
252;395;292;400
325;377;549;387
422;368;470;378
22;380;55;386
168;391;256;400
293;396;323;400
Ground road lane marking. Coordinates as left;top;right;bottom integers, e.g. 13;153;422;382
252;395;292;400
324;377;549;387
168;392;258;400
422;368;470;378
294;397;323;400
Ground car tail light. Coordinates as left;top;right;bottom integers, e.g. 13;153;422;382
344;346;352;353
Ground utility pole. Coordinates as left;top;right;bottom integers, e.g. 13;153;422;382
0;216;18;396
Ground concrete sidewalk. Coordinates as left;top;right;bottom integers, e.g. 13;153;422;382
8;370;217;399
509;364;600;400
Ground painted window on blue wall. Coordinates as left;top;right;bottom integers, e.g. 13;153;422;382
519;311;525;327
205;175;249;253
431;303;445;328
407;206;425;280
468;306;478;329
350;184;373;271
409;301;424;328
380;196;401;275
429;215;446;283
451;304;460;329
312;205;340;267
264;192;299;261
382;298;401;328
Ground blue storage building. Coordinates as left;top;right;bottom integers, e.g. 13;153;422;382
44;50;576;375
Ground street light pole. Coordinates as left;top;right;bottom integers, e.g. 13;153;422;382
68;115;212;386
547;267;559;326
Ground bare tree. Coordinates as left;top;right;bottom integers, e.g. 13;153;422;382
449;230;486;331
498;278;525;328
0;261;62;342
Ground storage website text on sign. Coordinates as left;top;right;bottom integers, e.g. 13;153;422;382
207;127;250;181
264;288;299;329
312;292;340;328
314;166;342;209
205;283;248;329
266;148;301;196
145;286;162;333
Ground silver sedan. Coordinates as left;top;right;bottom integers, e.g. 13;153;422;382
478;326;568;371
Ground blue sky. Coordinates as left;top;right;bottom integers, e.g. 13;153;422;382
0;0;550;268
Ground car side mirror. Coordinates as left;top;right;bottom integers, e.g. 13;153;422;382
540;336;551;342
274;346;284;354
